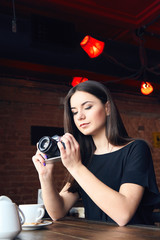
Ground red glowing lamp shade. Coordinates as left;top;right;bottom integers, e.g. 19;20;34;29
80;35;105;58
71;77;88;87
141;82;153;95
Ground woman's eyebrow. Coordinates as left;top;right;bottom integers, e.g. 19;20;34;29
71;101;93;110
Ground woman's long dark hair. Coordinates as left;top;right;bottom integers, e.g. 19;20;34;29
63;80;133;192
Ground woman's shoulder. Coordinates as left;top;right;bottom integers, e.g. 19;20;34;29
128;139;151;149
116;139;149;152
117;139;151;157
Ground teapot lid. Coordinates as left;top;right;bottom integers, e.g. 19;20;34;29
0;195;13;204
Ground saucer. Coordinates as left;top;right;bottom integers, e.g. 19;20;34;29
22;220;53;230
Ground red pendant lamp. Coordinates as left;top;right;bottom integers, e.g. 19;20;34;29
141;82;153;95
80;35;105;58
72;77;88;87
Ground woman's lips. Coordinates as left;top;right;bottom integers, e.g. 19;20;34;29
80;123;89;128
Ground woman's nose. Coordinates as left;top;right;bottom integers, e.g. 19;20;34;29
77;111;85;120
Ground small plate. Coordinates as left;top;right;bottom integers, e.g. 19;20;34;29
45;156;61;164
22;220;53;230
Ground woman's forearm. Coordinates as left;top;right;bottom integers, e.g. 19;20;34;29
39;175;67;221
69;164;144;226
32;149;74;220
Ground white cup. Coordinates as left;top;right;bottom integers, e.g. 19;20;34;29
19;204;45;224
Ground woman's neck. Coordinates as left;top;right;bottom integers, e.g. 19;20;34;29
92;133;113;154
93;133;132;154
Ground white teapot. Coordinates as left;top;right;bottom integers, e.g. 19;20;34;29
0;196;25;240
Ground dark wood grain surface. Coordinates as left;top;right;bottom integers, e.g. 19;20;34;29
17;217;160;240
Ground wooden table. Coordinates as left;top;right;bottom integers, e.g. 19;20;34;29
16;217;160;240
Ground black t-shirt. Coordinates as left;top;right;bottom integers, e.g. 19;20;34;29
80;140;160;225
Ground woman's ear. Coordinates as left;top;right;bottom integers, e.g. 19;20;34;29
105;101;110;116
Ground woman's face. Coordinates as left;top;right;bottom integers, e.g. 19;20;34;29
70;91;108;136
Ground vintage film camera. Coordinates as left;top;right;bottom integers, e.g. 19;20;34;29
38;135;65;159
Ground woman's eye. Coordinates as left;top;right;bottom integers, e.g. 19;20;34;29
71;105;92;115
72;111;78;116
85;105;92;110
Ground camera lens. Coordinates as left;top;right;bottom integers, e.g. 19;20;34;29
38;136;51;152
38;136;60;158
40;138;50;150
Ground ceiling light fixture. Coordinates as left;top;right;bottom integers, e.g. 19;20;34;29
12;0;17;33
80;35;105;58
71;77;88;87
141;82;153;95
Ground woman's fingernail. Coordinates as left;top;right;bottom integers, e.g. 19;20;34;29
44;155;47;159
43;162;46;166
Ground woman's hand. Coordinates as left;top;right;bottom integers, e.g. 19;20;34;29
57;133;82;171
32;146;54;179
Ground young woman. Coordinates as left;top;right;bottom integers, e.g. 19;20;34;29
32;80;160;226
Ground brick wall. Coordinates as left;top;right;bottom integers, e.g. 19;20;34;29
0;78;160;206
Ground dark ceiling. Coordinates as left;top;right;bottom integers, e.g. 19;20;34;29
0;0;160;97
